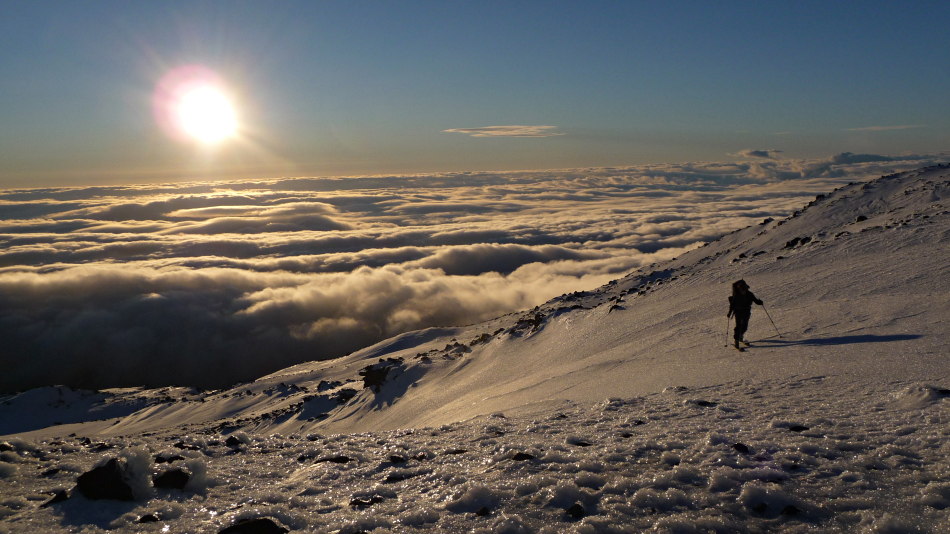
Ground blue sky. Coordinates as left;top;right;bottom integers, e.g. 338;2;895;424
1;1;948;186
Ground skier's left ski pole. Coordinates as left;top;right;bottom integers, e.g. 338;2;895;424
762;304;782;338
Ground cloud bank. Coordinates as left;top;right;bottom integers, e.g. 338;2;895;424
0;153;943;391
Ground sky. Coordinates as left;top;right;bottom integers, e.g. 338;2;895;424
1;1;948;187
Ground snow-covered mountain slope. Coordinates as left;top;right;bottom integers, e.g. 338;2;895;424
0;166;947;533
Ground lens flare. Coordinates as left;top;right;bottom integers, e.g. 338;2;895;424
153;65;238;145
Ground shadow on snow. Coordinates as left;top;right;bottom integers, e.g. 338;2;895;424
755;334;922;346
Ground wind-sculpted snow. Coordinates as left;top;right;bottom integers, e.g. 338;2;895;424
0;154;942;392
1;378;947;532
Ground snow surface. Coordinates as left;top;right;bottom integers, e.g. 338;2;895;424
1;165;948;532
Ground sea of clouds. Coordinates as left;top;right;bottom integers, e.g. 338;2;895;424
0;152;941;392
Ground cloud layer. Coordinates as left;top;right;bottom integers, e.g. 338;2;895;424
0;153;943;391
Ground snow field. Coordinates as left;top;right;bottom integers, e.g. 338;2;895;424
1;375;946;533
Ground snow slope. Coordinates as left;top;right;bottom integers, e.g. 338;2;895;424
0;165;947;533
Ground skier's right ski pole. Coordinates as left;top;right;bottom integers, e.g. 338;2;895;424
762;304;782;338
725;315;730;347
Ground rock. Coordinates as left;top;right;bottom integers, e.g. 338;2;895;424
225;436;244;448
0;442;14;452
138;513;160;523
788;425;810;432
153;467;190;490
76;458;135;501
566;502;586;519
349;494;385;508
40;488;70;508
512;452;536;461
475;506;492;517
732;443;751;454
316;455;352;464
219;517;289;534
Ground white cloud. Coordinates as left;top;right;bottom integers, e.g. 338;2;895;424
442;125;564;138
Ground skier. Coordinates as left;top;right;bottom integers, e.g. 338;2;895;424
727;279;763;351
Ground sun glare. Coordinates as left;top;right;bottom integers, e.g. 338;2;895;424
175;85;237;143
154;65;240;145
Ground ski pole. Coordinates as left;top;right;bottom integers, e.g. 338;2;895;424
761;304;782;338
725;315;730;347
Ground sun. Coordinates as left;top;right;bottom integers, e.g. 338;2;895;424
154;65;240;145
174;84;237;144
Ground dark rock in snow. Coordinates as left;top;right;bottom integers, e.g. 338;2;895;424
732;443;751;454
40;488;70;508
475;506;492;517
788;425;810;432
219;517;289;534
0;442;14;452
388;454;407;464
512;452;536;461
225;436;244;448
76;458;135;501
566;502;586;519
316;455;352;464
138;513;160;523
154;453;185;464
349;494;385;508
153;467;190;489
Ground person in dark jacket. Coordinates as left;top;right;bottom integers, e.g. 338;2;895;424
727;279;763;350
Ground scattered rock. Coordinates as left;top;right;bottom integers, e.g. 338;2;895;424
225;436;244;448
219;517;289;534
512;452;536;461
138;513;160;523
0;442;14;452
76;458;135;501
359;358;405;392
788;425;810;432
475;506;492;517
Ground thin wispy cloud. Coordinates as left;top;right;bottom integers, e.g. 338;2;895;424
442;125;564;138
732;149;783;159
846;125;926;132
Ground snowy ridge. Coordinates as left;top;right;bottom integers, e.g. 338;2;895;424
0;165;947;532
